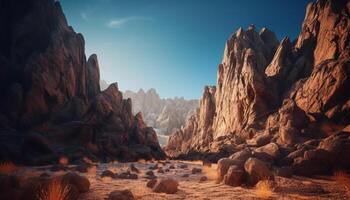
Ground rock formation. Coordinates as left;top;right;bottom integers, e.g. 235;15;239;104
0;0;164;165
123;89;198;145
165;0;350;177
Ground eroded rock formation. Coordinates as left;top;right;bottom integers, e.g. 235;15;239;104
165;0;350;176
123;89;198;145
0;0;164;165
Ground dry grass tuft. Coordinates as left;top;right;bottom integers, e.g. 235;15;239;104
38;179;71;200
0;161;17;174
254;180;275;199
334;170;350;196
202;166;218;181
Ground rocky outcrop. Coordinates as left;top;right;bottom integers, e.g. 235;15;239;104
0;0;164;164
123;89;198;145
165;0;350;177
164;86;216;157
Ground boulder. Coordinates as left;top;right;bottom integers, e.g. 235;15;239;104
60;172;90;193
228;149;252;168
223;165;246;187
101;170;115;178
293;149;334;176
191;168;202;174
199;176;208;182
152;178;179;194
108;189;135;200
254;143;280;159
244;158;274;185
217;158;238;181
146;179;157;188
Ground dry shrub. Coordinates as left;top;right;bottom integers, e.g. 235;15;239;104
202;166;218;181
334;170;350;196
0;161;17;174
59;157;69;166
38;179;71;200
254;180;275;199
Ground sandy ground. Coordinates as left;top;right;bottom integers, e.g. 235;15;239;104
16;161;349;200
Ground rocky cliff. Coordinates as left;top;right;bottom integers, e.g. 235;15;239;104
165;0;350;176
123;89;198;145
0;0;164;165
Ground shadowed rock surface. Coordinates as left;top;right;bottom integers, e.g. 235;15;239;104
0;0;165;165
165;0;350;177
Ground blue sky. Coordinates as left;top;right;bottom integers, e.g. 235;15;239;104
59;0;313;99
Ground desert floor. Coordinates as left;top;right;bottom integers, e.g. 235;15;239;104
17;160;350;200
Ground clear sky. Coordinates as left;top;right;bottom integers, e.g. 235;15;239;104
59;0;313;99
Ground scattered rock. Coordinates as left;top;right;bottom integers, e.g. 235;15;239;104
146;179;158;188
157;168;164;173
199;176;208;182
153;178;179;194
101;170;115;178
108;189;135;200
145;171;154;176
116;172;138;179
191;167;202;174
128;164;140;174
182;174;190;178
179;164;188;169
149;164;158;170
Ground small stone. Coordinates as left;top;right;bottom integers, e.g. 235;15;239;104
146;179;157;188
101;170;115;178
199;176;208;182
191;167;202;174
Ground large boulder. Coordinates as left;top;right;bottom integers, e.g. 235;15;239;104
244;158;274;185
254;143;280;159
222;165;246;186
217;158;239;181
152;178;179;194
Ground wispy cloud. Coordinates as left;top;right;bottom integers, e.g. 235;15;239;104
107;16;153;28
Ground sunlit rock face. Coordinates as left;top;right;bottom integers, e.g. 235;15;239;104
0;0;165;164
165;0;350;171
123;89;198;145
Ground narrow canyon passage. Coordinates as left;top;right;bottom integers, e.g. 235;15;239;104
1;0;350;199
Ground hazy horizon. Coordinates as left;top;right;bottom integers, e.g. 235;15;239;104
60;0;313;99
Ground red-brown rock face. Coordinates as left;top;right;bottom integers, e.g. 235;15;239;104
0;0;164;164
165;0;350;173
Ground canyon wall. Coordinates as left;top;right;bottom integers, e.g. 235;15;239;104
165;0;350;175
0;0;165;165
124;89;198;145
